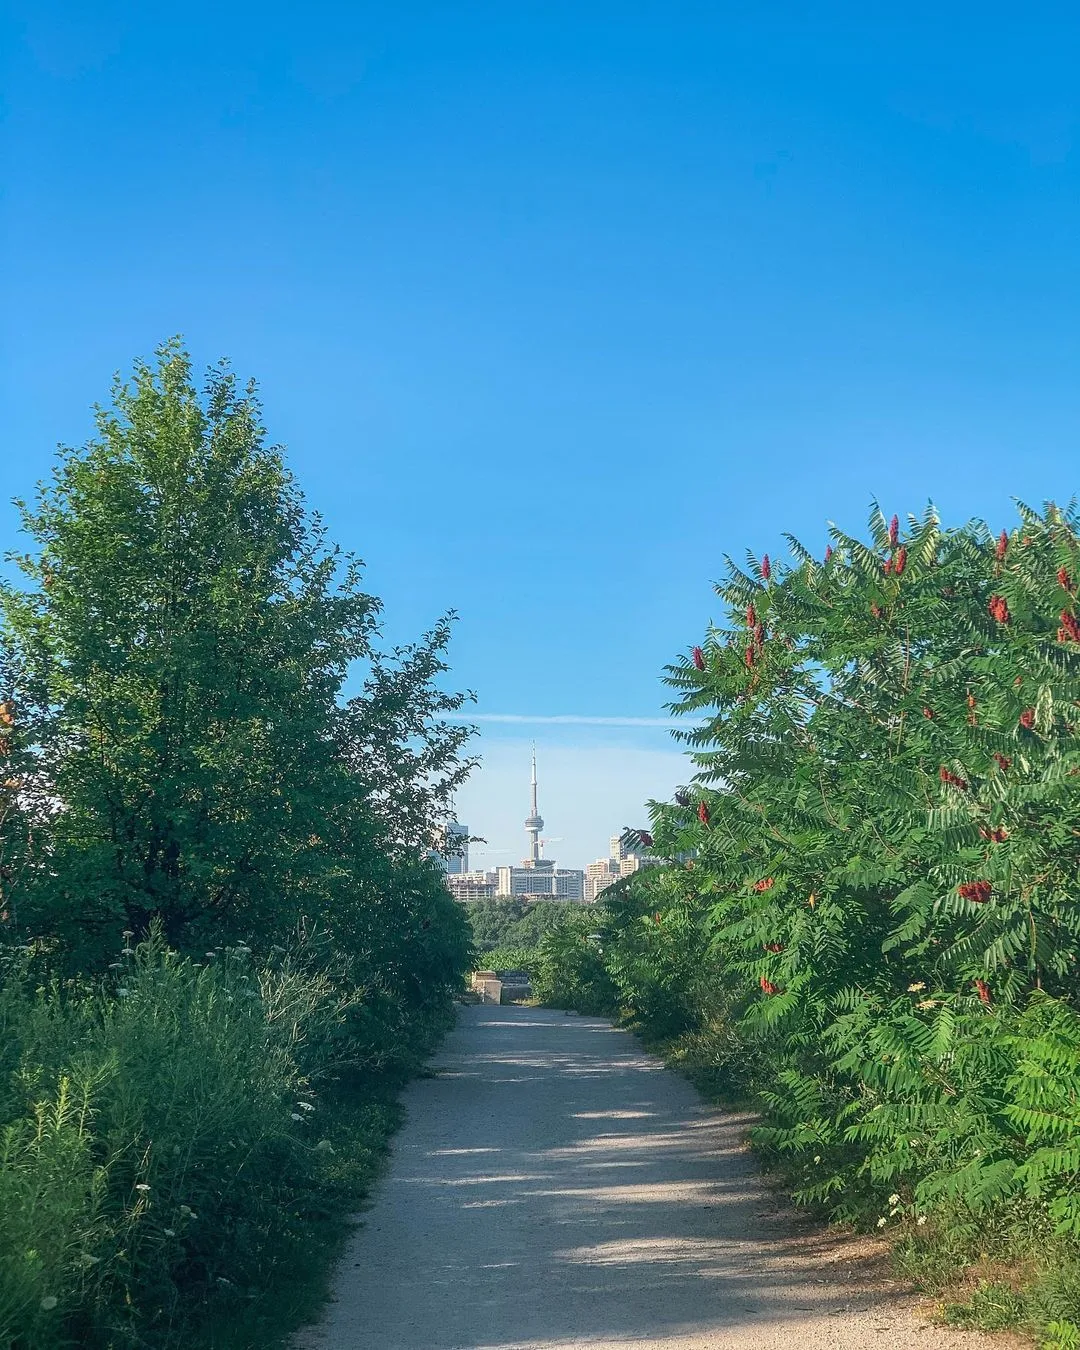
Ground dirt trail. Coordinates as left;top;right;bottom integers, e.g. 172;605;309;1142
296;1004;1015;1350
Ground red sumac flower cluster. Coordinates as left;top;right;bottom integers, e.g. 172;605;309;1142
958;880;993;903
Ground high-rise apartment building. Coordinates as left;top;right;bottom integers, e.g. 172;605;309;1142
584;831;659;901
445;870;498;900
431;820;469;874
584;857;620;902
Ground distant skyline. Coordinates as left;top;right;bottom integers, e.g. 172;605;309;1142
5;7;1080;855
454;737;682;873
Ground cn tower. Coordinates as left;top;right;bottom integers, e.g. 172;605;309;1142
524;748;544;864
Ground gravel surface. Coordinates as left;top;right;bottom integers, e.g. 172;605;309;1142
296;1004;1019;1350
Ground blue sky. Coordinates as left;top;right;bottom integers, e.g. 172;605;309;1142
3;5;1080;867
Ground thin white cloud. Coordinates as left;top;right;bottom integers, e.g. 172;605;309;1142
448;713;683;728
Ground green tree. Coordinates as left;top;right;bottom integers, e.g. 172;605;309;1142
0;341;472;987
335;617;478;856
540;501;1080;1243
463;899;568;953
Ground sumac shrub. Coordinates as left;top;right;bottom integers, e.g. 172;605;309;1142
540;502;1080;1327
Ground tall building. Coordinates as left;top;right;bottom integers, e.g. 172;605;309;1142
494;753;585;901
430;820;469;874
584;831;659;901
584;856;621;902
524;750;544;865
445;821;469;874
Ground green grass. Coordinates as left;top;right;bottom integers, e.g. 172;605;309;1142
193;1078;404;1350
0;932;433;1349
942;1280;1027;1330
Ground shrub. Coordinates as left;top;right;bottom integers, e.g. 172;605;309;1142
0;343;475;1346
537;501;1080;1337
0;929;390;1348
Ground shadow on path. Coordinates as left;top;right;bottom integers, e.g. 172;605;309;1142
296;1005;999;1350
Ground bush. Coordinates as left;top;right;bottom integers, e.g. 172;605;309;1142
536;501;1080;1338
462;900;569;955
532;909;618;1015
0;343;475;1346
0;929;399;1349
475;945;543;974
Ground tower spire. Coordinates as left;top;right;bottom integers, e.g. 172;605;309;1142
524;745;544;864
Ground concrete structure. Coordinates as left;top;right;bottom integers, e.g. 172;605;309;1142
445;870;498;901
491;754;585;901
469;969;531;1003
524;750;544;864
470;971;502;1004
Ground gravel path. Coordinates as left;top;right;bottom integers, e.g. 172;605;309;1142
296;1004;1015;1350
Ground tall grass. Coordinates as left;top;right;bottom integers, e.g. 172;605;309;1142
0;929;407;1349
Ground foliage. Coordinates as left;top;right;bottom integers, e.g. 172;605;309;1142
335;618;478;856
0;930;413;1349
0;342;475;1346
538;501;1080;1337
0;340;474;985
462;899;569;955
532;907;618;1015
474;945;542;974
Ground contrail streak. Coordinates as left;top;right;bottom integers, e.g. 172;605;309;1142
447;713;683;728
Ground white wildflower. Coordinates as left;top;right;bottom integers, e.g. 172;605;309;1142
117;988;131;997
291;1113;303;1122
888;1193;900;1205
108;962;122;969
121;947;135;956
135;1183;150;1192
917;1215;928;1225
40;1296;58;1311
297;1101;315;1112
877;1217;887;1228
179;1205;196;1219
907;982;926;992
813;1155;821;1164
163;1228;175;1237
315;1139;335;1154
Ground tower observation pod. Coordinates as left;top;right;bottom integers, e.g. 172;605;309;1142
524;749;545;864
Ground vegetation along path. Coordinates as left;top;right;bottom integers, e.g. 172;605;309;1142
297;1005;1010;1350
